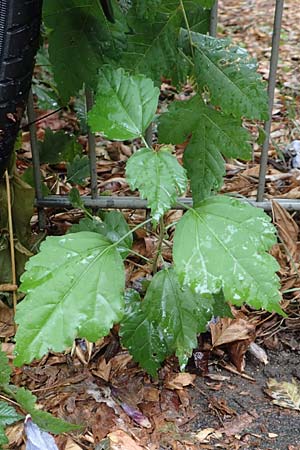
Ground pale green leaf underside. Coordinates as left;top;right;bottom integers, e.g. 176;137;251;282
158;95;251;203
183;31;268;120
173;196;283;314
15;232;125;366
88;67;159;140
126;146;187;222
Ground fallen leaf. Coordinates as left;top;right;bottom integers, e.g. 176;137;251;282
265;378;300;411
248;342;269;365
210;317;255;347
0;300;15;337
271;200;298;258
107;429;144;450
65;438;83;450
165;373;196;390
218;413;255;437
195;428;216;442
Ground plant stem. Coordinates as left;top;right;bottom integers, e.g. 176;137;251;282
152;217;165;274
5;171;17;319
141;135;150;149
180;0;194;58
128;249;151;262
112;217;153;249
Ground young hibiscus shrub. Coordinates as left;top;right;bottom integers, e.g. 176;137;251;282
14;62;283;374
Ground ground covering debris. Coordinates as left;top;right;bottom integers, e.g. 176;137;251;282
1;0;300;448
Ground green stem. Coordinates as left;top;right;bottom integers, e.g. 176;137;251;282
141;135;150;149
152;217;165;274
180;0;194;58
128;249;151;262
112;217;153;249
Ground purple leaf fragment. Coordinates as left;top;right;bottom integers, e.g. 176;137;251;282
25;415;59;450
120;403;151;428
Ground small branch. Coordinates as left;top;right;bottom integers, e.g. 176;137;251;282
5;171;17;319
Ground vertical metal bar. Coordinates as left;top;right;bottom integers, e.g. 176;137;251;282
27;89;46;229
257;0;284;202
85;89;98;200
209;0;218;37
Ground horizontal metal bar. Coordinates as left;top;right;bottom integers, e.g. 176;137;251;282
36;195;300;211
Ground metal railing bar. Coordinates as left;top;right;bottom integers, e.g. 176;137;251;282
27;89;46;229
35;195;300;212
85;89;98;200
257;0;284;202
209;0;218;37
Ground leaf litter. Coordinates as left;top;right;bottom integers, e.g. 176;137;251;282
2;0;300;448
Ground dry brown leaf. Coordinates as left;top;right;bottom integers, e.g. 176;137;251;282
219;412;255;437
195;428;216;443
64;438;83;450
0;300;15;337
227;339;253;372
210;317;255;347
165;373;196;390
271;200;299;258
265;378;300;411
107;429;145;450
92;357;112;381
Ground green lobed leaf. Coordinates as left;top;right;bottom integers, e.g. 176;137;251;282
69;212;132;258
181;31;268;120
121;269;221;374
123;0;210;84
126;146;187;222
14;388;79;433
43;0;127;100
0;350;11;386
158;95;251;204
15;232;125;366
0;402;22;426
120;288;170;377
39;129;82;164
173;196;283;314
88;67;159;140
67;155;90;184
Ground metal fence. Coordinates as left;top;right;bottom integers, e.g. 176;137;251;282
28;0;288;229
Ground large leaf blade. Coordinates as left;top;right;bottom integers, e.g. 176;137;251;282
88;67;159;140
173;196;283;314
43;0;127;100
182;31;268;119
122;0;210;84
121;270;223;374
126;146;187;222
15;232;125;366
158;95;251;203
